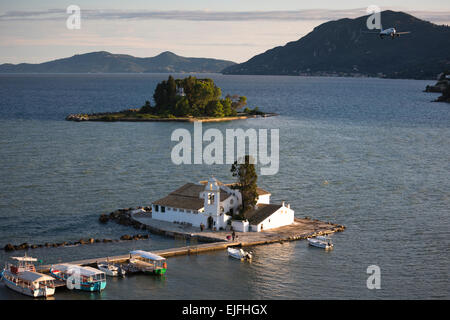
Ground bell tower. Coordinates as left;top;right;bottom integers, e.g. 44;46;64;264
202;177;220;217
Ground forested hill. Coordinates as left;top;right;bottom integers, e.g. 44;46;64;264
0;51;236;73
222;10;450;79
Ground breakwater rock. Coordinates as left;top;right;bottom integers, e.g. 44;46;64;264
3;230;152;252
99;206;151;230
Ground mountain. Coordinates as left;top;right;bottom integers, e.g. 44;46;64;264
222;11;450;79
0;51;236;73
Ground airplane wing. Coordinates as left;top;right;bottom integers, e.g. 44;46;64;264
396;31;411;35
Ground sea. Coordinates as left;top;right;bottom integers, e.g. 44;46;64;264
0;73;448;299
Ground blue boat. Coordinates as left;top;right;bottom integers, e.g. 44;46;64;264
50;263;106;292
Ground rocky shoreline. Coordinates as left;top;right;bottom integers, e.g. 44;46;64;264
425;72;450;103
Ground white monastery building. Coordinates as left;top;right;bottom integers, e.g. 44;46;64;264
151;177;294;232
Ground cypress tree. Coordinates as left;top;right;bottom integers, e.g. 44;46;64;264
230;155;258;217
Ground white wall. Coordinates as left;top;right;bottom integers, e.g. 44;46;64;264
250;205;294;232
232;220;249;232
256;194;271;205
151;185;241;230
152;205;208;227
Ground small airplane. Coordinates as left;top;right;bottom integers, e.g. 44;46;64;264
362;27;411;39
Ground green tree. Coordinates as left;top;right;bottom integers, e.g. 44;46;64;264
151;76;243;118
230;155;258;216
153;80;169;113
167;75;177;105
140;100;153;113
238;96;247;108
190;79;221;113
206;100;224;117
221;96;234;116
173;97;190;116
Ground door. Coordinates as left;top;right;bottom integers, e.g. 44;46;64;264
207;216;213;229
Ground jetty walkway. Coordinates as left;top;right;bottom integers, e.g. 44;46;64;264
37;214;345;273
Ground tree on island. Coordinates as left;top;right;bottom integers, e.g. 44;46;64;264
230;155;258;218
140;75;255;118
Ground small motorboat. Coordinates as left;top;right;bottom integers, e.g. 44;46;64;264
227;247;252;261
308;235;333;249
97;262;125;277
1;255;56;298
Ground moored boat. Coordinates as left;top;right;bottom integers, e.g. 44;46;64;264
1;256;55;298
308;235;334;249
122;250;167;275
227;247;252;261
50;263;107;292
97;262;125;277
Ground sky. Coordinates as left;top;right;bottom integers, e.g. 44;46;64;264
1;0;449;64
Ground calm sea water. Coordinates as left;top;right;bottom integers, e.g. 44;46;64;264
0;74;448;299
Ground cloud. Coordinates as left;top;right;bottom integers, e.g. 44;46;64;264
1;8;449;23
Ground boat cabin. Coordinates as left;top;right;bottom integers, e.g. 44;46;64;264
50;264;107;291
3;271;55;290
7;256;38;273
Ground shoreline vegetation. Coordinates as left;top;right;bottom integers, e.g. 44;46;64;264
66;75;277;122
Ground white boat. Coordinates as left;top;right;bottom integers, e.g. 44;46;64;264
308;235;334;249
97;262;125;277
1;256;56;298
227;247;252;261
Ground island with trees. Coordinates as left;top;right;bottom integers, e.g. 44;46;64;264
66;76;277;122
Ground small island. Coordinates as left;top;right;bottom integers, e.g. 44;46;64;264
66;76;277;122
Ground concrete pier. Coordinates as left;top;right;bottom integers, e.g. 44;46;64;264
37;216;345;273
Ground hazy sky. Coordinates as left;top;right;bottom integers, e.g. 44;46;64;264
1;0;449;64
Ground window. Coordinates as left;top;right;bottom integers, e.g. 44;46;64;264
173;208;178;212
230;199;234;205
208;193;215;205
180;209;185;213
155;205;159;212
161;206;165;213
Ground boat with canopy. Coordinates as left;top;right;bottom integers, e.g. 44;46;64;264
50;263;107;292
1;255;55;297
122;250;167;275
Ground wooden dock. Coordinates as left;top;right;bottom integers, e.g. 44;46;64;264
37;218;345;273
